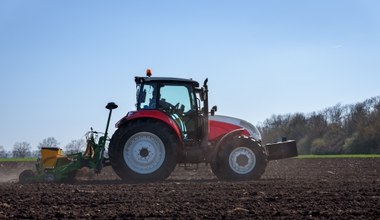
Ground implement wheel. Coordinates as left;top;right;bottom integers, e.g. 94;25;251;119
19;170;36;183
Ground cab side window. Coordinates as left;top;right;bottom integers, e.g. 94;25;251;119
159;85;193;113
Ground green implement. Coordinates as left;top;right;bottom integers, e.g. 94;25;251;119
19;102;118;183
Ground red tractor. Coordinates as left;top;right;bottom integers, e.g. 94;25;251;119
108;70;297;182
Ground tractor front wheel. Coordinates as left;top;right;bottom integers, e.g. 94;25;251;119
211;136;267;181
109;120;178;183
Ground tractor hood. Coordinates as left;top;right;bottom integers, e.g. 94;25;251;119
209;115;262;141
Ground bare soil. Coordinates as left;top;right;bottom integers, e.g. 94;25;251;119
0;158;379;219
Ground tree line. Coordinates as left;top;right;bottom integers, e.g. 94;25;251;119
2;96;380;158
0;137;85;158
258;96;380;154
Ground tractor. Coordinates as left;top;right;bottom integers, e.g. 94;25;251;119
108;70;297;182
19;70;297;183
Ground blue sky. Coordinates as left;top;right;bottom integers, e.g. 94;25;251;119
1;0;379;151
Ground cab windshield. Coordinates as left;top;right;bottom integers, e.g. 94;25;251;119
136;82;157;110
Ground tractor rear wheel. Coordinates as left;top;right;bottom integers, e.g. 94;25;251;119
211;136;267;181
109;119;178;183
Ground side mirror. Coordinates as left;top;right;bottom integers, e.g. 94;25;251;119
106;102;118;110
210;105;217;116
200;88;205;101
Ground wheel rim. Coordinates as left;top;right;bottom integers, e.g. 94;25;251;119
123;132;166;174
228;147;256;174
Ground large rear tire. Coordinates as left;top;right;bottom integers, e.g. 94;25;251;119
109;119;178;183
211;136;267;181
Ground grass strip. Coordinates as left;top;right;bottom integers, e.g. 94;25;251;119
297;154;380;159
0;158;37;162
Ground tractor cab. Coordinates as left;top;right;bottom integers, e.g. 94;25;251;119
134;75;209;145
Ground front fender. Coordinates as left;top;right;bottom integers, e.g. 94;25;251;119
209;128;246;162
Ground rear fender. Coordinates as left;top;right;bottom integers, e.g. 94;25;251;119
115;110;183;141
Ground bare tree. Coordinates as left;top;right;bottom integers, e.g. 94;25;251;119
12;142;32;158
0;146;7;158
259;95;380;154
65;139;85;154
31;150;41;158
38;137;60;149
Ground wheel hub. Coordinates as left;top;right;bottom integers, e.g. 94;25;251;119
229;147;257;174
236;154;249;167
139;148;149;158
123;132;166;174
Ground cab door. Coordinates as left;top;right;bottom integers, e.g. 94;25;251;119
158;83;198;140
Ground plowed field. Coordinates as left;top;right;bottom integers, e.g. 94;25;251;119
0;158;379;219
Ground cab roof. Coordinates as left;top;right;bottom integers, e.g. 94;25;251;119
135;76;200;87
